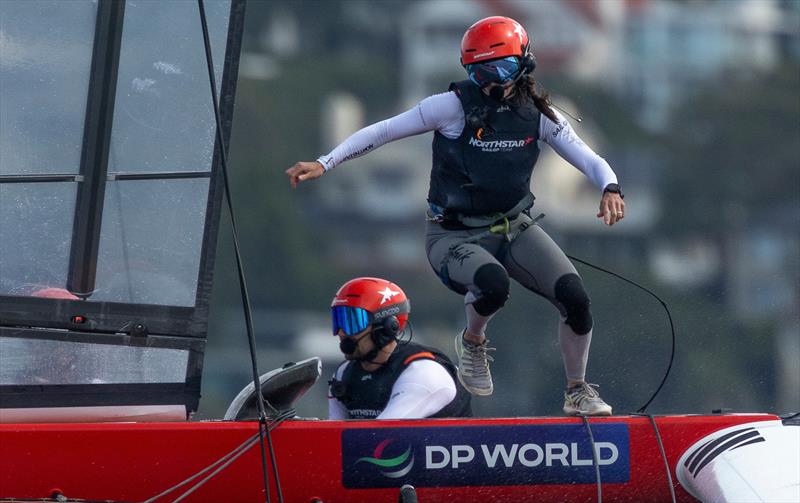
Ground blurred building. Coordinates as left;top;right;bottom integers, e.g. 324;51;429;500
623;0;795;131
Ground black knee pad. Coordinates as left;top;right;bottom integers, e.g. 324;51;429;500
472;264;510;316
554;273;593;335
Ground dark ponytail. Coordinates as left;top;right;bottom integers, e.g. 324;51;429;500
509;74;560;124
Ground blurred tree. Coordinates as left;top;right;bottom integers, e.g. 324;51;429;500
661;64;800;233
216;2;403;312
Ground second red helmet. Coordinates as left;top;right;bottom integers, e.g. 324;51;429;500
331;277;410;335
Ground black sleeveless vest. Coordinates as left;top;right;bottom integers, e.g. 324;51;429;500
428;80;541;216
332;342;472;419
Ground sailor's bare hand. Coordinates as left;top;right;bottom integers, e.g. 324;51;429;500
286;161;325;189
597;192;625;226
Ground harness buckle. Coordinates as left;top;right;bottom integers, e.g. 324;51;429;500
489;217;510;236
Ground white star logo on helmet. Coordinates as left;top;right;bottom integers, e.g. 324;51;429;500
512;23;524;39
378;287;400;305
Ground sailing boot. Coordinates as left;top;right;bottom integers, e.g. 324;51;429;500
454;331;495;396
563;382;612;416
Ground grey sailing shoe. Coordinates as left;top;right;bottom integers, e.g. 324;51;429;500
454;331;495;396
563;382;613;416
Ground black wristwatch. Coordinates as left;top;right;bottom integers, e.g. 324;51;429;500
603;183;624;199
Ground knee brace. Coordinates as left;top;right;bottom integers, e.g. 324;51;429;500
554;273;593;335
471;263;510;316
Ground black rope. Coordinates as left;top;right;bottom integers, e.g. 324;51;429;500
142;409;295;503
142;433;255;503
196;1;281;502
566;254;675;413
580;415;602;503
632;413;677;503
170;410;295;503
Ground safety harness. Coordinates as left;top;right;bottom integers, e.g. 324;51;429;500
427;192;543;244
427;193;545;291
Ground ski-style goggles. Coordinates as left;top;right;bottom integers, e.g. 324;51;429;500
332;301;410;336
465;56;521;86
332;306;371;336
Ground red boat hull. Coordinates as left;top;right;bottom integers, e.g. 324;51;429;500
0;414;778;502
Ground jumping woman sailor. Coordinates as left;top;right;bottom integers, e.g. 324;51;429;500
287;16;625;416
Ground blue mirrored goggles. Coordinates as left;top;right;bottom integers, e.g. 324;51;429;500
466;56;521;86
332;306;371;336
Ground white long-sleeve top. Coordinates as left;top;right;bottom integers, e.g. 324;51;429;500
317;91;617;192
327;359;457;420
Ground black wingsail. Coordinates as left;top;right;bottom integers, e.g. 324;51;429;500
0;0;247;421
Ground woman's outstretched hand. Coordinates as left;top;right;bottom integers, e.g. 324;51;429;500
286;161;325;189
597;192;625;226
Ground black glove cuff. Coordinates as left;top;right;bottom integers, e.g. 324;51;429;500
603;183;624;199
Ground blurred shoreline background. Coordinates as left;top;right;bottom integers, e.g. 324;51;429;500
201;0;800;420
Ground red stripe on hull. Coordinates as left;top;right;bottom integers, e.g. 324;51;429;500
0;414;777;502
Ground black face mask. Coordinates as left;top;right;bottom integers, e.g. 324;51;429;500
339;330;385;363
489;84;507;102
339;330;377;358
339;328;371;355
339;337;358;355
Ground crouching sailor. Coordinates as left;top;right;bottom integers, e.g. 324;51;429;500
328;277;472;419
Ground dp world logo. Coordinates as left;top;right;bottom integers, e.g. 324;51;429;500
342;425;630;489
355;439;415;479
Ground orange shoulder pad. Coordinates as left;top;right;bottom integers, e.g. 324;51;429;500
403;351;436;366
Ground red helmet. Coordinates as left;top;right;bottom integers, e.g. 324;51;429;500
460;16;529;65
331;277;410;335
31;287;79;300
